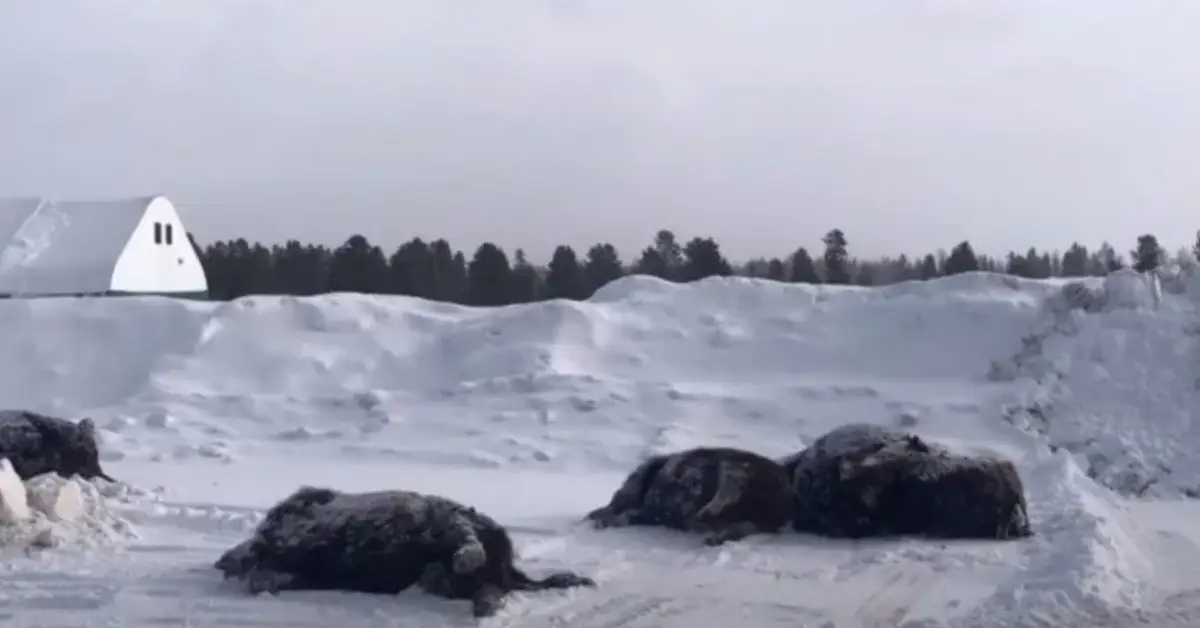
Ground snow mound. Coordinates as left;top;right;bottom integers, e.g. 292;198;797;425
0;271;1055;465
992;270;1200;497
1041;270;1160;318
1154;262;1193;296
0;459;137;551
1102;268;1161;311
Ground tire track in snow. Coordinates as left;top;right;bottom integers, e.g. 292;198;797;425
496;529;854;627
493;595;692;628
497;591;829;628
1;560;481;628
855;566;941;627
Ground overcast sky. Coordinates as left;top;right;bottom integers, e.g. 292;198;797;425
2;1;1198;263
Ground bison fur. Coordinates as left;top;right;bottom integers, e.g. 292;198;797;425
215;486;595;617
784;423;1032;540
586;446;795;546
0;409;115;482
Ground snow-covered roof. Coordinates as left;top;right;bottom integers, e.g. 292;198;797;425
0;199;43;251
0;196;154;295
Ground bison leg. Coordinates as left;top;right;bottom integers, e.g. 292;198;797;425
432;513;487;575
691;464;765;545
417;561;470;599
698;520;761;546
694;462;751;522
471;583;508;617
585;505;648;529
242;566;304;595
214;539;258;578
418;565;509;618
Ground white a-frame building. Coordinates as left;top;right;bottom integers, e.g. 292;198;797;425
0;195;208;298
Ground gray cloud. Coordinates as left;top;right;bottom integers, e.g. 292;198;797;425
2;0;1199;262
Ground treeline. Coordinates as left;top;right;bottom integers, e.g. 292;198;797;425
190;228;1200;304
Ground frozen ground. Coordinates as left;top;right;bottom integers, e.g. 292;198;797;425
3;271;1200;626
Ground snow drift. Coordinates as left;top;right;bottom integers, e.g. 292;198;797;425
1;271;1199;625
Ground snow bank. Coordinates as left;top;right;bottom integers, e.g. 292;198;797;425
0;272;1054;405
1040;269;1160;318
1103;268;1161;311
0;271;1056;467
946;448;1157;628
0;459;137;551
992;269;1200;498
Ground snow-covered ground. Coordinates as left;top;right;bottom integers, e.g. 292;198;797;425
4;271;1200;627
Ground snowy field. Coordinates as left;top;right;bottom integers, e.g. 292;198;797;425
4;271;1200;627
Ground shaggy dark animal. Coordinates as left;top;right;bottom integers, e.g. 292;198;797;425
779;423;943;492
0;410;115;482
215;486;595;617
585;446;795;546
784;423;1032;540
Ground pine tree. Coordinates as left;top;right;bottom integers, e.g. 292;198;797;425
544;245;588;300
854;264;875;286
822;229;850;284
328;234;389;293
509;248;542;302
583;243;624;295
467;242;514;306
682;237;733;280
765;258;786;281
789;247;820;283
918;254;938;280
943;241;980;276
1132;234;1163;273
1060;243;1089;277
1005;252;1028;277
1092;242;1123;274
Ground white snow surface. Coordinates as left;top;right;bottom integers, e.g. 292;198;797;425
5;271;1200;627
